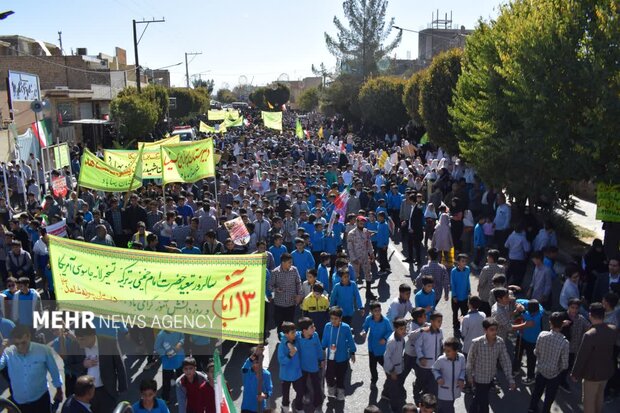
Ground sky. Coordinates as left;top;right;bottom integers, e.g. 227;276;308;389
1;0;502;90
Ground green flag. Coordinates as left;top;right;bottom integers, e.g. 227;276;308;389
261;111;282;131
78;149;142;192
295;118;304;139
161;138;216;185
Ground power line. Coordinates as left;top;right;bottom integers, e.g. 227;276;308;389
2;44;136;75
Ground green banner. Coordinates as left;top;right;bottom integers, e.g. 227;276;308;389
161;138;215;185
48;235;266;343
262;111;282;130
53;143;71;168
78;149;142;192
596;183;620;222
104;148;163;178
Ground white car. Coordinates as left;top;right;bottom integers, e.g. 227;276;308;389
171;127;196;142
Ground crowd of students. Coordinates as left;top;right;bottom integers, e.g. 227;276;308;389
0;110;617;413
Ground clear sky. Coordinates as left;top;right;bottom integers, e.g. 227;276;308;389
1;0;502;90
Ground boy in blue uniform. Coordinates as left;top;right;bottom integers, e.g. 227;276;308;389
292;238;315;282
375;211;391;273
154;329;184;402
310;222;325;267
451;254;471;332
361;301;393;383
269;234;288;268
297;317;325;412
241;347;273;413
322;306;357;401
416;276;437;320
513;298;544;384
317;253;331;294
278;322;304;413
329;269;363;326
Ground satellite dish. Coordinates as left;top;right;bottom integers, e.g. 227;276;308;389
378;57;391;72
238;75;248;85
31;100;44;113
277;73;289;82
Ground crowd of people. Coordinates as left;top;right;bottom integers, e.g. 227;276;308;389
0;110;617;413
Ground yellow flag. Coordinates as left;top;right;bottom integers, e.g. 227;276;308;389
261;111;283;131
318;127;324;139
267;101;274;110
139;135;180;148
161;139;216;184
378;151;389;168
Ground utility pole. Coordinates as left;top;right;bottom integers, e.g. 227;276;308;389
133;18;165;93
185;52;202;88
58;31;63;54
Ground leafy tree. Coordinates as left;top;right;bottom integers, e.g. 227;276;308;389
169;88;209;119
298;87;320;112
419;48;462;154
358;76;408;131
216;88;237;103
402;70;426;127
451;0;620;204
325;0;401;78
110;94;158;140
249;83;291;110
117;85;169;122
192;78;215;94
320;74;363;120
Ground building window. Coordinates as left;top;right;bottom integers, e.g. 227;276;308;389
57;102;75;123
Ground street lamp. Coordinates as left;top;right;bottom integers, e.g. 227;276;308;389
0;10;14;20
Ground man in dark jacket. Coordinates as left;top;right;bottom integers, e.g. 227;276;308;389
571;302;617;413
67;327;128;413
592;257;620;303
61;375;96;413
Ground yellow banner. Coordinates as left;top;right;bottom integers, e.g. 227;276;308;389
161;139;216;185
48;235;267;343
104;149;163;179
596;183;620;222
262;111;282;130
139;135;180;148
78;149;142;192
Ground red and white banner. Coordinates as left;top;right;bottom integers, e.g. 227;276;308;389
46;218;67;237
224;217;250;246
51;176;68;198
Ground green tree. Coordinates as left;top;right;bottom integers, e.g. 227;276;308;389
402;70;426;127
419;48;462;154
358;76;408;131
298;87;320;112
325;0;402;78
117;85;169;122
249;83;291;110
169;88;209;119
451;0;620;204
110;94;158;140
192;78;215;94
216;88;236;103
320;74;363;120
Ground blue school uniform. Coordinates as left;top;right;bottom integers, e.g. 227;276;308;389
317;264;330;293
361;315;393;356
322;322;356;363
292;249;315;282
269;244;288;267
375;221;390;248
415;288;437;320
277;335;302;382
310;231;325;252
298;331;324;373
329;281;363;317
241;358;272;412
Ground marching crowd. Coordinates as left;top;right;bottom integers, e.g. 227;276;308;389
0;111;617;413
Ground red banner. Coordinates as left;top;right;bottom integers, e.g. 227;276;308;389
51;176;68;198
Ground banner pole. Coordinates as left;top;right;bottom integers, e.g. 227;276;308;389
2;163;10;209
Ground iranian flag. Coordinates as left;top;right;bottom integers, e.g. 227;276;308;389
214;350;237;413
32;119;52;148
333;185;351;223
